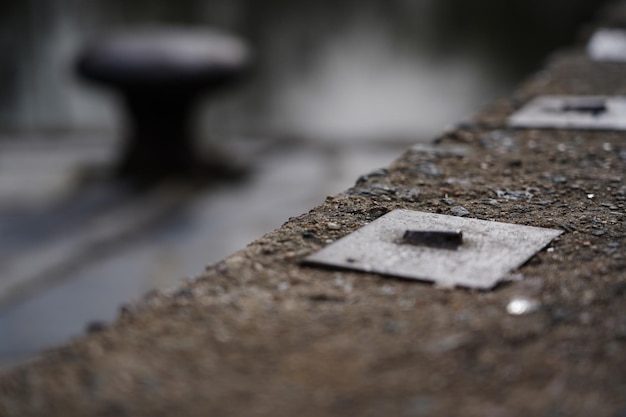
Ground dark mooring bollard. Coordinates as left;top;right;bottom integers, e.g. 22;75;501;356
77;28;250;182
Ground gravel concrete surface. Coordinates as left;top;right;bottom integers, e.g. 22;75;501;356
1;14;626;417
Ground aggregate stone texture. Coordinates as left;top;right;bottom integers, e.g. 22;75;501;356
1;48;626;417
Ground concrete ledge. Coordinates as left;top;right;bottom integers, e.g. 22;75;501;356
2;12;626;417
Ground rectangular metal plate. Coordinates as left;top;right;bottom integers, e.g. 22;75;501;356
587;28;626;62
304;210;562;289
508;95;626;130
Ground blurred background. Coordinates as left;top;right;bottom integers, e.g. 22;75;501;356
0;0;608;366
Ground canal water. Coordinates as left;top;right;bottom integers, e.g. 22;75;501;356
0;0;607;367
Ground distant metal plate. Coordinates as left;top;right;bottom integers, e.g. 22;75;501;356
508;95;626;130
587;28;626;62
304;210;562;289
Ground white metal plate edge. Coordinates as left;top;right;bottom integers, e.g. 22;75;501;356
305;210;563;289
508;95;626;130
587;28;626;62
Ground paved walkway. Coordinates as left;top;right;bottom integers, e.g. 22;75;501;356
0;133;408;367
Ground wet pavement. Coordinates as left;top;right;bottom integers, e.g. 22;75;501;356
0;132;411;367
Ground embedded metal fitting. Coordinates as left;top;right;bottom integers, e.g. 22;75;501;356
400;230;463;250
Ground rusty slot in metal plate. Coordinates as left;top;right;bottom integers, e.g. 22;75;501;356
304;210;562;289
508;95;626;130
400;230;463;250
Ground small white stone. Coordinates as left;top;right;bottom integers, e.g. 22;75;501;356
327;222;341;230
381;285;396;295
506;297;540;315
